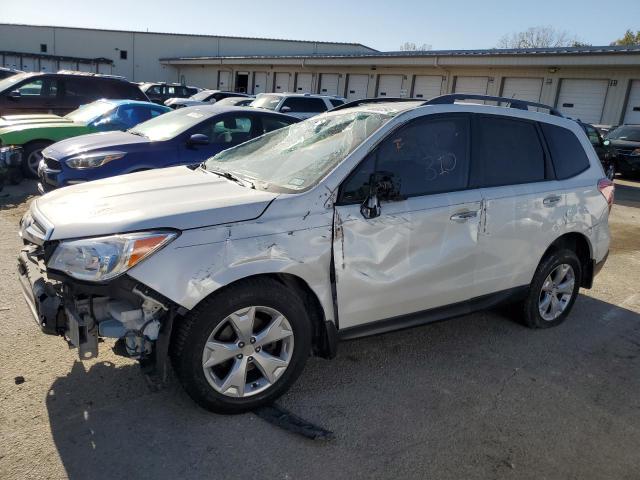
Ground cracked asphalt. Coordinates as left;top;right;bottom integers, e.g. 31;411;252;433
1;179;639;480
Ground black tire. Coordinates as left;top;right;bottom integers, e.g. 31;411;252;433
21;141;51;178
171;277;312;414
522;248;582;329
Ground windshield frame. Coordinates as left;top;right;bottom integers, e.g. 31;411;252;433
203;109;397;194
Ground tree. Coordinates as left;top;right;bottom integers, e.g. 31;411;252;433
399;42;431;52
611;30;640;46
497;26;581;49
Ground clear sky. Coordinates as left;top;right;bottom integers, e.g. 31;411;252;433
1;0;638;51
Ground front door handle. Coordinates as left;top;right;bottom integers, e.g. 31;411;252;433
450;210;478;223
543;195;562;207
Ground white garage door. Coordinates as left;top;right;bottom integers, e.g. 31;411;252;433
274;72;291;93
413;75;442;99
319;73;339;96
218;71;231;90
253;72;267;94
346;74;369;101
455;76;489;95
556;79;608;124
501;77;543;102
377;75;403;97
623;80;640;124
295;73;313;93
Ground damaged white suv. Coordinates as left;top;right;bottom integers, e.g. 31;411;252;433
18;94;612;413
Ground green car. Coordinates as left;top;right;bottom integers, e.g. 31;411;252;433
0;99;170;178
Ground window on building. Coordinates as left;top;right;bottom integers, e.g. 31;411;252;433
40;44;47;53
120;50;128;60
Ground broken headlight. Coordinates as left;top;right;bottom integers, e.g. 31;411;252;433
48;231;178;282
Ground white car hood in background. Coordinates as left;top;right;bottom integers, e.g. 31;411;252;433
35;166;277;239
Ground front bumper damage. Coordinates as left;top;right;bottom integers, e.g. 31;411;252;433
17;244;177;367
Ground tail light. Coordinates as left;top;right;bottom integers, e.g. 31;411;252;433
598;178;615;211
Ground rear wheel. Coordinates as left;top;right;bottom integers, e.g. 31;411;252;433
22;141;51;178
522;249;581;328
171;277;311;414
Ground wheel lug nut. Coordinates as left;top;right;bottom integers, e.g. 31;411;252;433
238;342;245;348
248;356;254;362
250;337;256;344
236;354;243;359
255;346;261;352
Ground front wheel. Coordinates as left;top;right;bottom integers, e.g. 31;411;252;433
22;141;51;178
522;249;581;328
171;278;312;414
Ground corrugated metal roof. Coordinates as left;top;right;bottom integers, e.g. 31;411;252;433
161;45;640;62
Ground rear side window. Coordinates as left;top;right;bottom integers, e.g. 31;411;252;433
329;99;345;107
471;116;545;187
542;123;590;179
109;81;148;101
282;97;327;113
261;116;295;134
63;77;91;98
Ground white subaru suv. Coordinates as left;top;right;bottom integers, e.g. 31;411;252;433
17;94;612;413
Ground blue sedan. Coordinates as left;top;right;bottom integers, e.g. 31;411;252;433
38;105;299;192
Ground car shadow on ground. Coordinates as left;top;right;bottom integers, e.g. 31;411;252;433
0;179;38;212
45;294;640;480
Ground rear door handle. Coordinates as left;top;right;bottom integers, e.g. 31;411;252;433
543;195;562;207
450;210;478;223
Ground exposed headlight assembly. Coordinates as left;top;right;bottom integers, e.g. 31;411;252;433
65;151;125;169
48;231;178;282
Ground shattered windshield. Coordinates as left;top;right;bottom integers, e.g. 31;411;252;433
204;110;395;192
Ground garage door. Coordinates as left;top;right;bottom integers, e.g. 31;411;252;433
274;72;291;93
623;80;640;124
501;77;543;103
253;72;267;94
295;73;313;93
377;75;403;97
218;71;231;90
556;79;608;124
319;73;339;95
346;74;369;101
455;76;489;95
412;75;442;99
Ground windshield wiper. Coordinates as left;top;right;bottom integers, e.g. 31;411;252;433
206;167;254;189
128;130;147;138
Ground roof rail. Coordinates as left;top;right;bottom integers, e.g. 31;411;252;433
423;94;564;117
329;97;422;111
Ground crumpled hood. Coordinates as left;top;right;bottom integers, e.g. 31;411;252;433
43;131;149;159
35;166;277;239
0;114;67;128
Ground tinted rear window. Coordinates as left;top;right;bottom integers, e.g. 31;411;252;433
541;123;590;179
471;116;545;187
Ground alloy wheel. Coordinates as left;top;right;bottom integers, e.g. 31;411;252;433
26;149;43;177
201;306;294;398
538;263;576;321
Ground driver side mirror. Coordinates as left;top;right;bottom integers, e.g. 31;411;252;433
360;171;402;219
187;133;209;146
8;90;21;100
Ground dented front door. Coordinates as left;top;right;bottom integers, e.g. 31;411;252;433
333;189;483;329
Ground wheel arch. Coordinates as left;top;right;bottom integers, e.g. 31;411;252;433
539;232;594;288
178;272;337;359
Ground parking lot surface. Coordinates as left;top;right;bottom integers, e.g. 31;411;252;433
1;179;639;480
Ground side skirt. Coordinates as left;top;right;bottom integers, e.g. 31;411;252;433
337;286;529;341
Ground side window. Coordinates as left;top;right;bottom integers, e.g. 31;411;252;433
329;99;345;108
63;78;92;98
146;85;161;95
150;107;166;118
585;125;601;146
471;116;545;187
16;78;58;97
340;115;470;202
197;116;254;145
116;105;154;128
261;116;294;134
282;97;327;113
541;123;591;179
